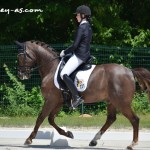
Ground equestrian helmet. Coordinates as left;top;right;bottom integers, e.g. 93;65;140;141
75;5;91;16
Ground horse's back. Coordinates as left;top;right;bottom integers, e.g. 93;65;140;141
102;63;134;79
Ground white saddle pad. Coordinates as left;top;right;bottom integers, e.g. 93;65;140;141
54;61;96;92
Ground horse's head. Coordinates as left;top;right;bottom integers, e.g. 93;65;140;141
15;41;36;80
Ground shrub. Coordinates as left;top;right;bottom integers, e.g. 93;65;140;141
0;64;44;116
132;92;150;114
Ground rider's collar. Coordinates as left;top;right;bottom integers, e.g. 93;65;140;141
80;20;88;25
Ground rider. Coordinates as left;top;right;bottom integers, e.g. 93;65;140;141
60;5;92;109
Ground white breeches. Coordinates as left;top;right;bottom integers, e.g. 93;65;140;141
60;54;83;79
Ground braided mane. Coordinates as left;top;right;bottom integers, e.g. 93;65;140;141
30;40;58;55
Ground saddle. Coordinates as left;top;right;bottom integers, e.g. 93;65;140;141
57;54;95;89
55;54;95;107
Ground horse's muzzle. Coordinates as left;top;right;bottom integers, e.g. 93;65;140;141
18;70;31;80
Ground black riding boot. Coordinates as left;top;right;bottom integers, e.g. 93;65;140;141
63;74;84;109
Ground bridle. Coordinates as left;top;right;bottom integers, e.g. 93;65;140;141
17;43;34;76
17;42;60;76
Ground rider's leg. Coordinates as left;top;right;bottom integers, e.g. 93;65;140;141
60;54;84;108
60;54;83;77
63;74;84;108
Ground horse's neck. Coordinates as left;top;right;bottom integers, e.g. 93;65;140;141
40;60;59;80
35;49;59;79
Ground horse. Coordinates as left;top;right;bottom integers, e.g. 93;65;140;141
15;40;150;150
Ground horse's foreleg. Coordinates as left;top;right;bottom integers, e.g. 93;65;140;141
89;103;116;146
24;101;51;145
48;105;74;139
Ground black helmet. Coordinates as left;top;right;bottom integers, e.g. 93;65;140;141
75;5;91;16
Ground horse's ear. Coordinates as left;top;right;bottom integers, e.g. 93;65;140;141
14;41;23;48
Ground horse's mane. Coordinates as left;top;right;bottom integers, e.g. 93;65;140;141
29;40;58;56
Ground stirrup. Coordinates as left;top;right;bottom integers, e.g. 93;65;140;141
70;96;84;110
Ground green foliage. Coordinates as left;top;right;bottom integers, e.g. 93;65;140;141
132;92;150;114
0;1;150;46
124;29;150;47
0;64;44;116
91;1;132;46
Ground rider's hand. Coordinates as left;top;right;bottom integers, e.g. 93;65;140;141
60;50;65;57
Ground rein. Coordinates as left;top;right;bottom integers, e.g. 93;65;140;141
30;56;60;72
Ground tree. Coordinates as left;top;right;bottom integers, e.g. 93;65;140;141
0;0;150;47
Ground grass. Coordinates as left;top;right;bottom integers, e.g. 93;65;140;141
0;113;150;129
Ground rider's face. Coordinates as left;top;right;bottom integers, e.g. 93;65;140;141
76;13;81;22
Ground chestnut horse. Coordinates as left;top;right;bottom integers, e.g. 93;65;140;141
15;40;150;150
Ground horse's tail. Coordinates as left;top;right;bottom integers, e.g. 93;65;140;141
132;68;150;103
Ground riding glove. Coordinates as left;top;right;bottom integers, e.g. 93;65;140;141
60;50;65;57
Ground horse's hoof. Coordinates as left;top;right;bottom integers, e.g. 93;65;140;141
127;141;137;150
126;146;133;150
67;131;74;139
89;140;97;146
24;138;32;145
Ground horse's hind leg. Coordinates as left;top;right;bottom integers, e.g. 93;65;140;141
121;105;139;150
48;104;74;139
89;103;117;146
24;100;51;145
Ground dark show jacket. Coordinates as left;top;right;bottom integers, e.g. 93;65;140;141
64;21;92;62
